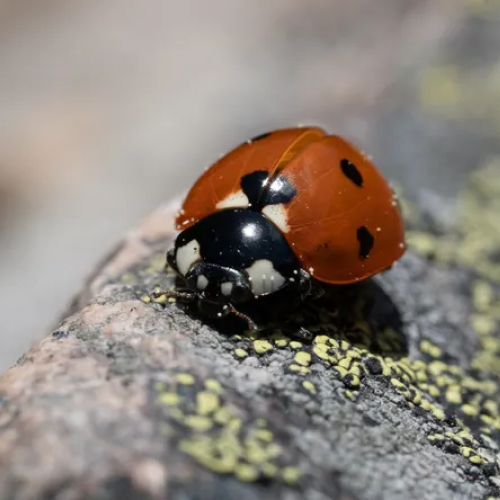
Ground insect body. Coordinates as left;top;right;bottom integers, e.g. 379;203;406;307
153;127;406;329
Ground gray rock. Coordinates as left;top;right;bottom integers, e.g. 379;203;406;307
1;197;500;500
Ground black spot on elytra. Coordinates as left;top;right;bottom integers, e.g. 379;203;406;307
241;170;268;206
249;131;272;142
340;159;363;187
263;175;296;205
357;226;374;260
241;170;296;209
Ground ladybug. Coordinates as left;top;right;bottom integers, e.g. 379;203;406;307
153;126;406;329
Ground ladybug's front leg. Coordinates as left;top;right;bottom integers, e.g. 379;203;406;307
150;290;198;301
298;269;313;300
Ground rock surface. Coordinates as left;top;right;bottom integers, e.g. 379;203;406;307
2;169;500;500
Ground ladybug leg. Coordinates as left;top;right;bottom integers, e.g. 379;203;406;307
298;269;313;300
225;303;259;331
310;283;325;300
150;290;197;301
297;269;326;301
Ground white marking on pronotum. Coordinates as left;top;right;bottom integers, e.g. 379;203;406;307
261;204;290;232
197;275;209;290
245;259;286;295
221;282;233;296
176;239;201;275
216;190;249;210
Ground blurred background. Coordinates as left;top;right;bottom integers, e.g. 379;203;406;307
0;0;499;371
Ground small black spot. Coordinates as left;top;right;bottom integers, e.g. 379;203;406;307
340;159;363;187
357;226;374;260
249;131;271;142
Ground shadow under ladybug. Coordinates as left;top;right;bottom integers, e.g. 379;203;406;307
153;265;408;359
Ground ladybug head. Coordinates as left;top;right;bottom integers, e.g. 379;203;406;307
167;248;253;305
162;209;313;329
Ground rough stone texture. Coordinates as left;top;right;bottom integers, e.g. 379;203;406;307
3;165;500;500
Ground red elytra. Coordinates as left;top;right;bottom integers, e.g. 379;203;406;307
176;126;406;285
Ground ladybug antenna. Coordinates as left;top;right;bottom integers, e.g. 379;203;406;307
226;303;259;331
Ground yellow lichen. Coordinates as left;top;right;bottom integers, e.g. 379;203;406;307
175;373;195;385
234;348;249;359
155;373;300;485
144;161;500;486
302;380;317;395
294;351;311;367
253;340;273;355
157;392;180;406
281;466;301;485
204;378;223;394
196;391;220;415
